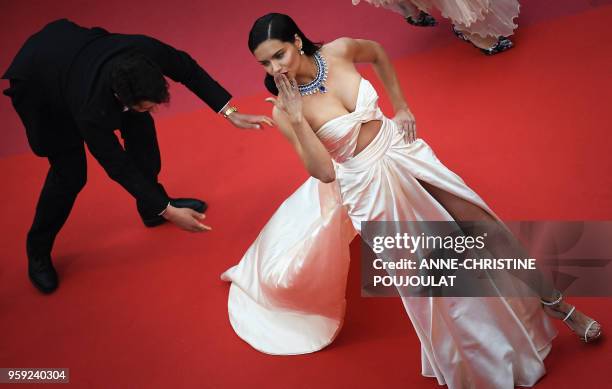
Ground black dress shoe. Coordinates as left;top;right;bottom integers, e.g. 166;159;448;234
27;251;58;294
141;198;208;227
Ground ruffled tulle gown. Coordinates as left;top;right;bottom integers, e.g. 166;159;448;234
353;0;520;38
221;77;556;388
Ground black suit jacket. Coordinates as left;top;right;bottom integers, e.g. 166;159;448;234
3;19;232;213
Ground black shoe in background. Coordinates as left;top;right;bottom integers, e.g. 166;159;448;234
406;11;437;27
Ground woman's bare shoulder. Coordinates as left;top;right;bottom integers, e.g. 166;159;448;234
322;37;357;59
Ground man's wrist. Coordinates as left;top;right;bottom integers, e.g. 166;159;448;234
218;101;230;114
221;105;238;119
158;201;171;217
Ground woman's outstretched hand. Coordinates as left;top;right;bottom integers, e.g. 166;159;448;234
265;73;304;123
392;108;417;143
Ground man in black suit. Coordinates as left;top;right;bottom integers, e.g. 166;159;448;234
2;19;272;294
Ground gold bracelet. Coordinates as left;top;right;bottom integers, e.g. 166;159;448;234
157;201;171;216
222;106;238;118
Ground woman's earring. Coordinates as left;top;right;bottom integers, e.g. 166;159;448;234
299;49;304;55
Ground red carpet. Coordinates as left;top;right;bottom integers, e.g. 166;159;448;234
1;5;611;389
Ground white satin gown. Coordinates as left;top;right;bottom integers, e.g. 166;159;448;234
353;0;520;38
221;77;557;389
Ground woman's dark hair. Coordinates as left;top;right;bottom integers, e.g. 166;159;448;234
110;51;170;107
248;13;322;95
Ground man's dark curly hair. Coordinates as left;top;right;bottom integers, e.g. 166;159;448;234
110;51;169;107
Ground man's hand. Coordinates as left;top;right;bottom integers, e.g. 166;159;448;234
162;205;211;232
226;111;274;130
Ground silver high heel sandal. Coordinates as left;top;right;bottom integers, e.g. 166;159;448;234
540;291;602;343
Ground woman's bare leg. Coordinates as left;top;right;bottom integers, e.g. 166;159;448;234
416;179;602;341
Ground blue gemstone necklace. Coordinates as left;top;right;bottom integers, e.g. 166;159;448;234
297;51;328;96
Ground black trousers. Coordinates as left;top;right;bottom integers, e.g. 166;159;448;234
5;79;165;257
